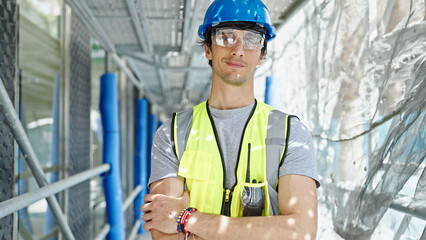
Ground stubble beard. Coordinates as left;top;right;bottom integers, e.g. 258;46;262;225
212;61;254;87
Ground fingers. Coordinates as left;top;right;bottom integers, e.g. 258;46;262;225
142;221;153;231
144;193;154;202
141;211;152;223
141;200;155;214
141;193;164;213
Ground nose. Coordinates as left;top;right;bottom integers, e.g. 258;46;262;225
231;38;244;57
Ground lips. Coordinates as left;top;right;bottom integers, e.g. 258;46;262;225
225;60;245;68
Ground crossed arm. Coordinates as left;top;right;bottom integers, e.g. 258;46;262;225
141;174;318;240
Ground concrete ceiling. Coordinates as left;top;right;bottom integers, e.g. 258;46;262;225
65;0;305;116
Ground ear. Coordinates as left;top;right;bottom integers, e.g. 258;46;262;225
204;44;212;60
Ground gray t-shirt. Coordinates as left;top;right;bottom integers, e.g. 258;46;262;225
148;104;320;188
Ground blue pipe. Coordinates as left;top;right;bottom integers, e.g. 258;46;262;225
99;73;125;240
134;98;148;235
147;113;158;182
44;73;60;239
264;76;273;105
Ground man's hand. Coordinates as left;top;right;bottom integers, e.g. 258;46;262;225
141;191;190;234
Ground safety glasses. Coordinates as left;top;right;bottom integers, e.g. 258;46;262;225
213;28;265;50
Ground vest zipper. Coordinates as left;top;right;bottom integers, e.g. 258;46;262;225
221;188;232;216
206;102;229;216
206;100;257;216
225;188;231;201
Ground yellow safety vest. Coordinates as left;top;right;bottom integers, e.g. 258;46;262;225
172;100;291;217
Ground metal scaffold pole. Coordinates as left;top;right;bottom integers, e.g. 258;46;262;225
0;77;76;240
0;164;110;218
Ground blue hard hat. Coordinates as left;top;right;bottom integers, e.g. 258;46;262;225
198;0;276;41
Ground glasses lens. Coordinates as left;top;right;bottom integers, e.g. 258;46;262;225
214;28;235;47
242;30;264;50
213;28;264;50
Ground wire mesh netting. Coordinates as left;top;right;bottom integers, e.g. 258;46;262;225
67;13;92;240
256;0;426;239
120;73;136;235
0;0;17;238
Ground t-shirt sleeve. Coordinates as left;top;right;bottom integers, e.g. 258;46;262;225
147;118;181;188
279;117;320;187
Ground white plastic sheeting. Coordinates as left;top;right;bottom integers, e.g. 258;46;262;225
255;0;426;239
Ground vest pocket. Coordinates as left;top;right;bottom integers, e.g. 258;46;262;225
177;151;221;214
231;181;270;217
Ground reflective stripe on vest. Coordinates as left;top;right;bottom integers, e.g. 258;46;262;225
172;100;291;216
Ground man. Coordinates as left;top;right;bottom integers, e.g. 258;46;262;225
141;0;320;239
